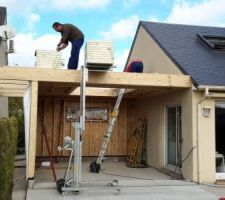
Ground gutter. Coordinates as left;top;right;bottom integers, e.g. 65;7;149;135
196;86;225;183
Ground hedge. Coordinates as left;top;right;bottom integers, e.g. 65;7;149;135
0;117;18;200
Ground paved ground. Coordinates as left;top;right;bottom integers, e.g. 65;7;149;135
27;180;218;200
13;157;225;200
34;158;171;182
13;155;27;200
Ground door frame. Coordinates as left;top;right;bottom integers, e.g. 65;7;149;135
165;105;182;171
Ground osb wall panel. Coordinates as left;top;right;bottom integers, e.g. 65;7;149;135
36;98;136;157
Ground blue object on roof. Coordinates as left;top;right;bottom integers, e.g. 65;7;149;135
140;21;225;86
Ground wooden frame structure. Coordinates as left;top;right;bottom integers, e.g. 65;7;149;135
0;66;192;179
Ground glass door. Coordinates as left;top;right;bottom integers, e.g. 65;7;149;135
215;102;225;179
166;106;182;168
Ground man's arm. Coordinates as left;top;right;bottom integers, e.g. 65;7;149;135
60;28;70;44
56;43;68;51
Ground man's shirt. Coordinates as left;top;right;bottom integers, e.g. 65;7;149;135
60;24;84;44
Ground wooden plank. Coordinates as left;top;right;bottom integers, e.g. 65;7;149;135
0;80;29;85
117;101;127;155
39;82;78;88
89;121;101;156
124;88;178;98
87;72;191;88
70;87;117;97
53;100;61;156
82;122;90;156
0;66;192;89
0;88;25;93
43;99;54;156
0;67;81;83
39;86;77;96
36;99;44;156
0;91;24;97
28;81;38;179
0;79;28;97
0;83;28;90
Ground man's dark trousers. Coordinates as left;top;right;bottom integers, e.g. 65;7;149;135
68;37;84;69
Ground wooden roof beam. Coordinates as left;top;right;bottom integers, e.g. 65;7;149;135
0;90;25;97
0;83;28;90
0;67;192;89
70;87;117;97
0;80;29;85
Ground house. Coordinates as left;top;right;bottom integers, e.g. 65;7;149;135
126;21;225;183
2;21;224;186
0;6;8;117
0;66;191;183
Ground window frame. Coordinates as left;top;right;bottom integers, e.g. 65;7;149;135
197;33;225;50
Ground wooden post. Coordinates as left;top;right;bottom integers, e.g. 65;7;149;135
28;81;38;179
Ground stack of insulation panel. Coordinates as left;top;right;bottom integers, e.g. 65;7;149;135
35;49;62;68
85;41;114;70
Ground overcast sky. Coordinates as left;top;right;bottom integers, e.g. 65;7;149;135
1;0;225;71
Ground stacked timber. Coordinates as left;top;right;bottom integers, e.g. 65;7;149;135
127;117;147;167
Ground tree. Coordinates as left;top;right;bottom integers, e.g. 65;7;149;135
0;117;18;200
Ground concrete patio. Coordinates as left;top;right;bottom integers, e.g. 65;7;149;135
13;158;225;200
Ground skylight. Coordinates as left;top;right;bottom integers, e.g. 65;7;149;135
197;33;225;50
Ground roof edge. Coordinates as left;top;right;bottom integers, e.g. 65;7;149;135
124;21;142;70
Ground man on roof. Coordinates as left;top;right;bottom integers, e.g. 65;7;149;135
52;22;84;70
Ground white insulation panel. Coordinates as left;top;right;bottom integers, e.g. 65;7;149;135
85;41;114;66
35;49;61;68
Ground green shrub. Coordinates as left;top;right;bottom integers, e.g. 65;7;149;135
9;97;24;153
0;117;18;200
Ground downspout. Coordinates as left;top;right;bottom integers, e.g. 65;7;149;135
196;87;209;183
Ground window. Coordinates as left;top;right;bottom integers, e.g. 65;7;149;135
66;106;108;121
166;106;182;168
197;33;225;50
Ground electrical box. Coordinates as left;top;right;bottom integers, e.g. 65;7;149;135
35;49;62;68
85;41;114;69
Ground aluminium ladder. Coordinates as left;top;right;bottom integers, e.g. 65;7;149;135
90;88;125;172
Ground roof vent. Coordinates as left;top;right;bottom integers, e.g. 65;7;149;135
197;33;225;50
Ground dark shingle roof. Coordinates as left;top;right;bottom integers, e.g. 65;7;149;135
140;21;225;86
0;7;6;25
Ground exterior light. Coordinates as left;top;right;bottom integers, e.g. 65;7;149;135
202;106;211;117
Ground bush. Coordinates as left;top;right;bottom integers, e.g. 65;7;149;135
0;117;18;200
9;98;24;153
